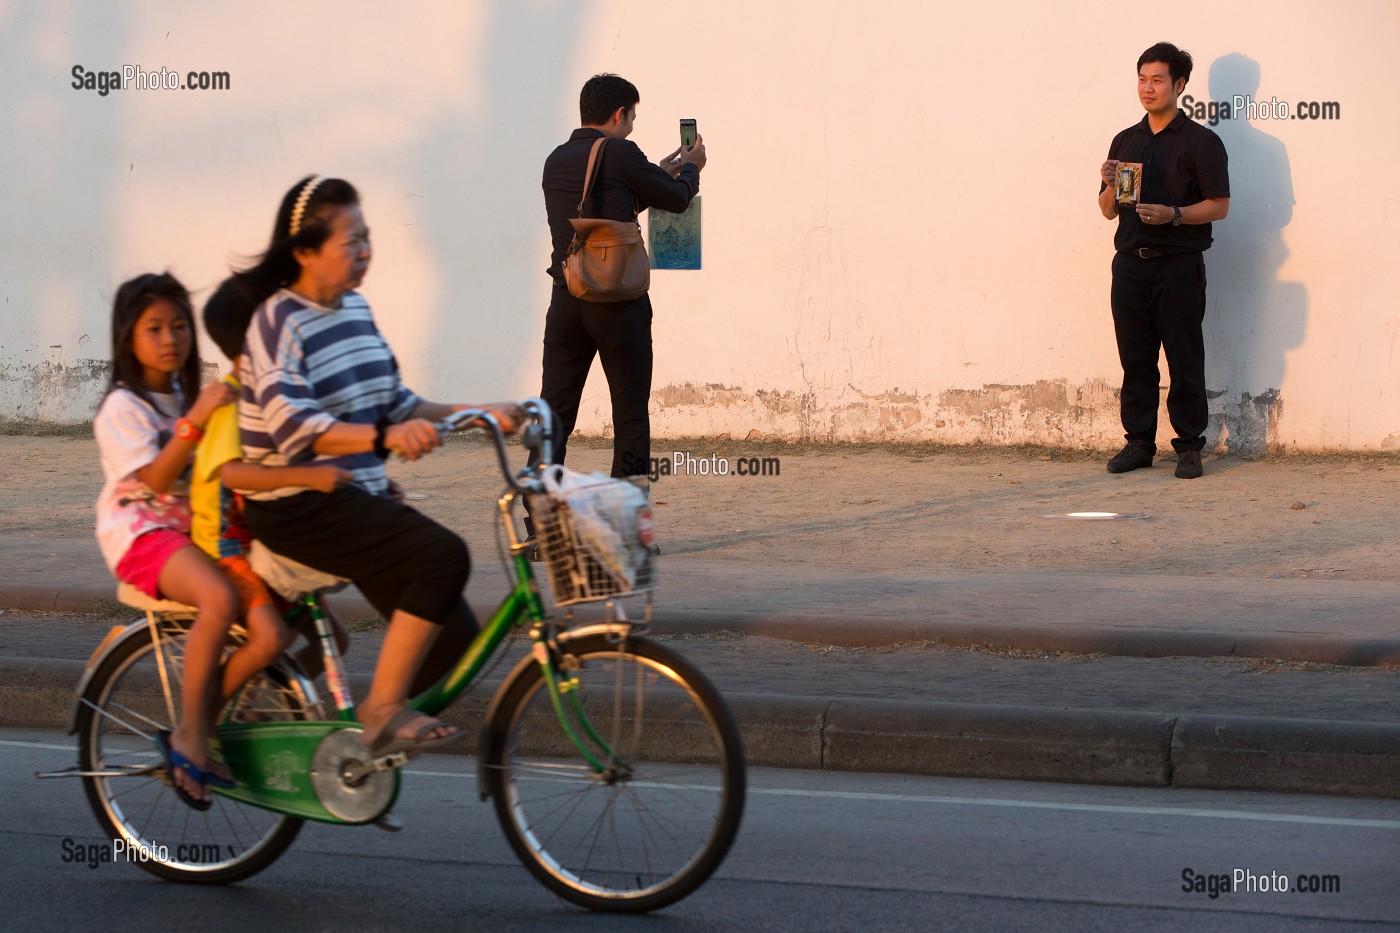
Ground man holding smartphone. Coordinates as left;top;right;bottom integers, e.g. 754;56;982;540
530;73;706;517
1098;42;1229;479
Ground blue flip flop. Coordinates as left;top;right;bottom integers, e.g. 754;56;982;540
155;730;212;811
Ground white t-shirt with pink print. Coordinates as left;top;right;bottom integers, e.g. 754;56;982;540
93;387;193;573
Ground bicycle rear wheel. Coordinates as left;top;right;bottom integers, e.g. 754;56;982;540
76;618;311;883
483;632;746;912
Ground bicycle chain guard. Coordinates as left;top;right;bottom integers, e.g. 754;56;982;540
214;721;399;825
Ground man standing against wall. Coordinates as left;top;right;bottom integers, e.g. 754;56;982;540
531;73;705;516
1099;42;1229;479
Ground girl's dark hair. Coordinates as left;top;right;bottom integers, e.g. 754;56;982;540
216;174;360;327
107;272;201;414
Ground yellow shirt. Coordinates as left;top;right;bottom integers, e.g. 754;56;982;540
190;376;248;559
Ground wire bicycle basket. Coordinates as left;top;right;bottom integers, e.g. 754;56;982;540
527;471;656;607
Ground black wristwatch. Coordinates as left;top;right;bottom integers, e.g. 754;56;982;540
1171;206;1182;227
373;416;392;460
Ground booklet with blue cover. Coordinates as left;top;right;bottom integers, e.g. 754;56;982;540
648;196;701;270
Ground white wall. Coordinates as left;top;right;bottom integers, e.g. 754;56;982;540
1;0;1396;452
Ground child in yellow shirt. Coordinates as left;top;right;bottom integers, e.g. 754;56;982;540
196;286;351;716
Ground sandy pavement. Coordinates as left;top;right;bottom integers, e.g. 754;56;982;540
3;433;1396;584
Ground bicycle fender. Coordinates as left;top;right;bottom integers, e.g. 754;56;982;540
68;617;158;734
475;623;638;800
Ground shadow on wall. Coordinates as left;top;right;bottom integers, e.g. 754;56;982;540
1203;52;1305;455
0;6;125;421
411;4;584;404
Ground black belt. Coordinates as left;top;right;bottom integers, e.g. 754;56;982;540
1123;247;1165;259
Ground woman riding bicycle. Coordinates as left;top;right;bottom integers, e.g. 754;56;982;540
220;174;521;755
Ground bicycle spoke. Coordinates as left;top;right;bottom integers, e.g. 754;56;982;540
82;698;159;740
105;775;164;803
570;786;620;883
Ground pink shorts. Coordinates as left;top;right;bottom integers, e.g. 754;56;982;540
114;530;193;599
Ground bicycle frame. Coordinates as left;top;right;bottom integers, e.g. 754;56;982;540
216;401;638;816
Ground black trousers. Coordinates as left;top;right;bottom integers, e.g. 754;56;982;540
533;285;653;477
1110;251;1208;453
245;487;479;692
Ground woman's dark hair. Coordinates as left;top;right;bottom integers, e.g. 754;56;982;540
215;174;360;328
107;271;201;414
579;73;639;125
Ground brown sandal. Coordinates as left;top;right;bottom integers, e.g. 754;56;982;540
362;707;465;756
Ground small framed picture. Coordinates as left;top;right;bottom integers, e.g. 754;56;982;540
1114;162;1143;206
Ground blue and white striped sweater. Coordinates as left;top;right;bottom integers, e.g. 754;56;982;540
240;289;420;499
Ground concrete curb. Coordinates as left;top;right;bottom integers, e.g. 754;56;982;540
8;583;1400;666
8;658;1396;799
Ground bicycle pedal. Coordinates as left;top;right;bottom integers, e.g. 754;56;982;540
369;750;411;771
373;813;404;833
342;750;411;785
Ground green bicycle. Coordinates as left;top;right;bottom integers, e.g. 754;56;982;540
41;399;746;913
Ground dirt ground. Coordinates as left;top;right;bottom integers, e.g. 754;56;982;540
2;432;1397;584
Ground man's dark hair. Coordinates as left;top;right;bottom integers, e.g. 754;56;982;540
579;73;639;125
1138;42;1193;87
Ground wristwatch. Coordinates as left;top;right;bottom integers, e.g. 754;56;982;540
373;416;392;460
174;418;204;442
1171;206;1182;227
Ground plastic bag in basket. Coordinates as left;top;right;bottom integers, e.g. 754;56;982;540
540;465;653;588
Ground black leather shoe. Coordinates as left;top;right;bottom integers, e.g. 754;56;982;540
1175;449;1203;479
1107;441;1154;473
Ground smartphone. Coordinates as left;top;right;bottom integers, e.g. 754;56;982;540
680;118;697;150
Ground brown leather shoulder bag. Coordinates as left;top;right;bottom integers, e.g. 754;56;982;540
563;137;650;302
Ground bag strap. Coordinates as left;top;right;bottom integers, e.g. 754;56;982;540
576;137;608;219
574;136;640;221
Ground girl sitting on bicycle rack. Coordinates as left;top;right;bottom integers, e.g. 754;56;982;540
221;174;523;756
93;273;250;808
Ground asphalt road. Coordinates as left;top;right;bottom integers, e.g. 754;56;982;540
7;726;1398;931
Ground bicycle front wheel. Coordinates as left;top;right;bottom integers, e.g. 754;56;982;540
483;632;746;913
76;620;311;883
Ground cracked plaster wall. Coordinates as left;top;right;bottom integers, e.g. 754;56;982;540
2;2;1396;453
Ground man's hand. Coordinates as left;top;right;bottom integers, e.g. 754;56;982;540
1135;203;1173;225
658;147;684;179
384;419;441;461
306;466;353;493
680;134;706;171
1100;159;1120;188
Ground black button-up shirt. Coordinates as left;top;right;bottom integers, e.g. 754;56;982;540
1103;109;1230;254
542;128;700;284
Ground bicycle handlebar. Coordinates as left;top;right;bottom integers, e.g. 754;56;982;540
432;397;555;496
